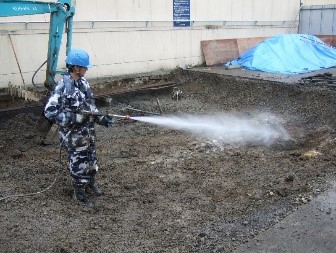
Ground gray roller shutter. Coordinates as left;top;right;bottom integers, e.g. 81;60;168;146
299;4;336;35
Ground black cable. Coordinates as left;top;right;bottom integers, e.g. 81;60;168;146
32;60;58;89
32;60;47;87
0;131;70;202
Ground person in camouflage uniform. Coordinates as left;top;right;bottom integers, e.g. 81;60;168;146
44;49;113;208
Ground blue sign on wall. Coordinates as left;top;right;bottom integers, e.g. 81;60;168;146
173;0;190;27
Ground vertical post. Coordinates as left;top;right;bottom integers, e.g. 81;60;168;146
8;34;26;90
66;15;74;55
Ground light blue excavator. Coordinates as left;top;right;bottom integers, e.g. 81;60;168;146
0;0;75;90
0;0;75;133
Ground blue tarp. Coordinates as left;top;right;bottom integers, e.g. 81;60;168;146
225;34;336;74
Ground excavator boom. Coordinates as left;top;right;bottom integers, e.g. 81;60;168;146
0;0;75;89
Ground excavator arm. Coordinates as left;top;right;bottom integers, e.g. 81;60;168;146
0;0;75;90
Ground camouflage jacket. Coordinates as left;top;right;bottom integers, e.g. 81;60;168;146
44;73;106;132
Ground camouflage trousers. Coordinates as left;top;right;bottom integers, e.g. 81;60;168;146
60;126;99;184
66;148;98;183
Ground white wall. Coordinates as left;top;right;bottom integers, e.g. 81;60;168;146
301;0;336;5
0;0;332;89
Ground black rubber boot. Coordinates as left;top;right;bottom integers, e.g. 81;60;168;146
73;182;95;208
88;177;104;196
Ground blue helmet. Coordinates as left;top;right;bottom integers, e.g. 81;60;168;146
65;48;92;68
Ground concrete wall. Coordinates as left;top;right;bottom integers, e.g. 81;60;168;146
0;0;333;89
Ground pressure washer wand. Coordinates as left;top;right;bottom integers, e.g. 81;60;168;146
82;111;131;119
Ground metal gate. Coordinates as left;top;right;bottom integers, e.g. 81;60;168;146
298;4;336;35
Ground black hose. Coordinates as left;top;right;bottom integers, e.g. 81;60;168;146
32;60;47;87
0;131;69;202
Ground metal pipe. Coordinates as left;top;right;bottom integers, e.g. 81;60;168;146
124;107;160;115
82;111;129;119
0;20;299;25
8;34;26;89
156;98;163;115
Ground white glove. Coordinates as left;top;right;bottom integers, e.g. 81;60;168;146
75;113;85;123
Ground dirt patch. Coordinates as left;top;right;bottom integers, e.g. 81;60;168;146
1;69;336;253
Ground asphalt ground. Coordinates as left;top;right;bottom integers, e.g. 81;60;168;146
233;181;336;253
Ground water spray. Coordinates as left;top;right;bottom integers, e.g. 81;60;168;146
129;112;291;146
84;109;291;146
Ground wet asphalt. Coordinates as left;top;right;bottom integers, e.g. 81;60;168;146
234;181;336;253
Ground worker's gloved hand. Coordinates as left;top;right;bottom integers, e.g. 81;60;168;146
75;113;86;124
101;116;114;127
